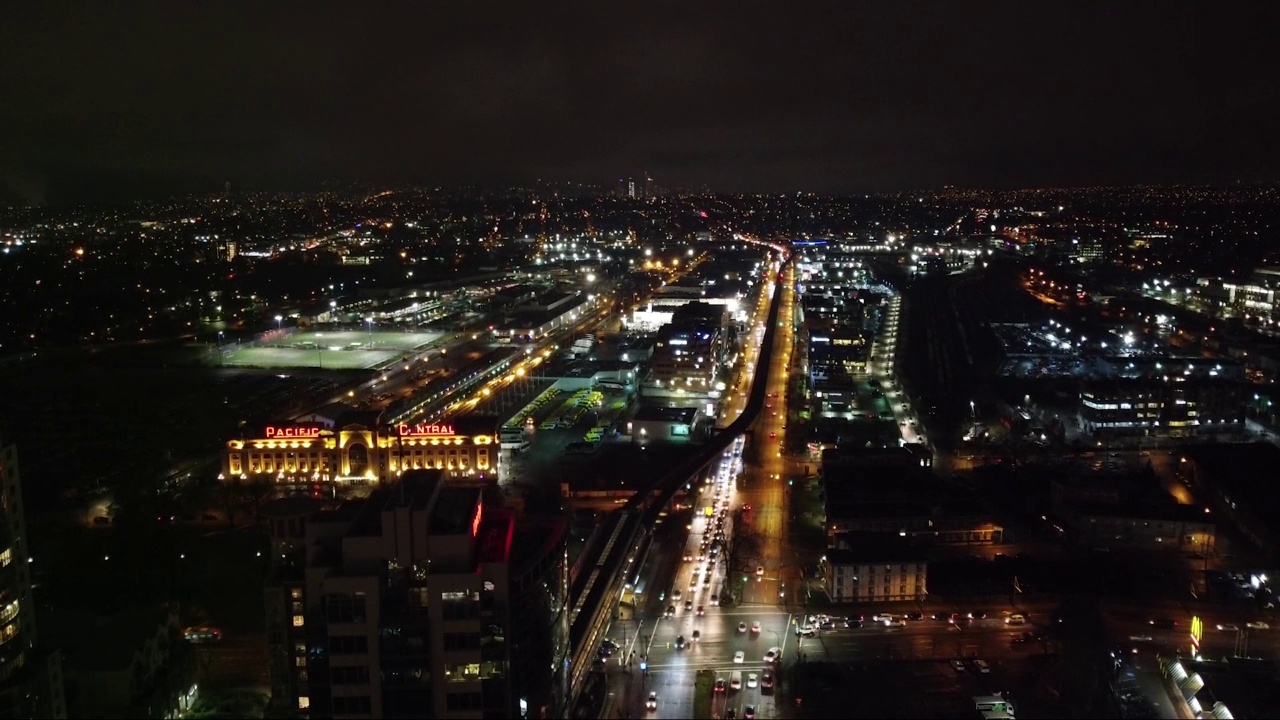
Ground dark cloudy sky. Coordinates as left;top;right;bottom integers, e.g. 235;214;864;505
2;1;1278;204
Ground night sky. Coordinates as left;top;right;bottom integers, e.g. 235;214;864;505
2;2;1278;204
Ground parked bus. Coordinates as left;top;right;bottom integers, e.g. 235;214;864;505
499;425;526;449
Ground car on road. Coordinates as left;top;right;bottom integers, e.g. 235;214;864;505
756;565;765;576
692;630;701;642
1248;621;1271;630
751;621;761;634
973;659;991;673
646;692;658;710
950;659;967;673
905;611;924;621
697;605;705;616
672;590;682;601
738;622;747;633
764;647;780;663
844;619;863;629
684;600;693;611
666;605;676;617
1217;623;1240;632
676;635;686;650
714;679;727;693
733;651;745;664
747;672;758;688
744;705;756;720
796;625;814;636
968;610;987;620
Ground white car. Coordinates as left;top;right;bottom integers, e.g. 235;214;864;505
747;672;759;688
646;692;657;710
734;651;745;664
751;621;761;634
738;622;747;633
756;565;765;576
1247;621;1271;630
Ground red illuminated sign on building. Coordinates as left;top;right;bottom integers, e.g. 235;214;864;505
471;503;484;537
397;423;456;437
265;426;321;439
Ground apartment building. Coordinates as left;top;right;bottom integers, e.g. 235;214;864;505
265;471;568;719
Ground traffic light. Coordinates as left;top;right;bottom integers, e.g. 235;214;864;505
788;479;793;486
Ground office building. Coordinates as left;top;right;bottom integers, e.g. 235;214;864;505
265;471;568;719
1079;376;1246;437
647;320;723;398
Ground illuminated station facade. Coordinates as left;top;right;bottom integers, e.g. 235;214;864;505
222;411;500;485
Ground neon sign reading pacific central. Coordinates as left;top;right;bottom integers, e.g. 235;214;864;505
397;423;456;437
265;426;321;439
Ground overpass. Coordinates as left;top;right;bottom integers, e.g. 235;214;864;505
561;249;791;712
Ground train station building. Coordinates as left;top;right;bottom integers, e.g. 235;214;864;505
221;412;501;485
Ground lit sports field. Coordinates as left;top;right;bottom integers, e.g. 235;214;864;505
217;330;443;370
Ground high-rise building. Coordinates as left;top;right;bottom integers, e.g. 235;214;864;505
264;470;568;719
0;435;66;719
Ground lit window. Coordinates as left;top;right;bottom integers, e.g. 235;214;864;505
298;697;310;709
293;615;305;627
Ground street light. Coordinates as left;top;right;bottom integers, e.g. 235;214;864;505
275;315;283;331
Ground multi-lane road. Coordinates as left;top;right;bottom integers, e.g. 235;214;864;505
596;260;798;719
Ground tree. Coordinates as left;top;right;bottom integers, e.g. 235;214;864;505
708;525;762;605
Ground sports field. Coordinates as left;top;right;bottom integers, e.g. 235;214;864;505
217;330;443;369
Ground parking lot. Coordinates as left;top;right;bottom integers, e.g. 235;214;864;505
217;329;442;369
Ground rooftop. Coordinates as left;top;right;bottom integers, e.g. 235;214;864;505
826;533;929;564
634;406;698;424
431;486;482;535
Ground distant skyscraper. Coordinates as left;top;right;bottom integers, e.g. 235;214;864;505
0;436;66;719
626;178;636;199
643;173;652;200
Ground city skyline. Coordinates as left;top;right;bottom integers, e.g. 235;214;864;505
3;2;1280;206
